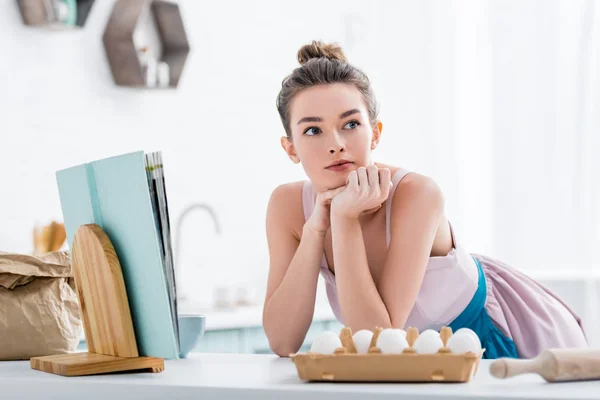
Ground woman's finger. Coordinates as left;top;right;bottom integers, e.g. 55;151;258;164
324;186;346;200
367;164;379;187
318;186;345;204
357;167;368;188
329;187;346;203
379;168;391;194
347;170;359;188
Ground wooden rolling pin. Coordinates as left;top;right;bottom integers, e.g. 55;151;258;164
490;349;600;382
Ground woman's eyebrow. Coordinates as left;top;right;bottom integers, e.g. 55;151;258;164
339;109;360;119
297;109;360;125
297;116;323;125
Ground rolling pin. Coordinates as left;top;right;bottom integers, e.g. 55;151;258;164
490;349;600;382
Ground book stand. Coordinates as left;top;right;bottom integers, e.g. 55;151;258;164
30;224;164;376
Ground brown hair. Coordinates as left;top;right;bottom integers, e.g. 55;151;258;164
276;40;379;139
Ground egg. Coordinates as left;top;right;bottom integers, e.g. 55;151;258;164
352;329;374;354
454;328;481;347
310;331;343;354
376;329;409;354
412;329;444;354
447;329;482;354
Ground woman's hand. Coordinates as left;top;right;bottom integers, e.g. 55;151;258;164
304;186;347;236
331;165;392;220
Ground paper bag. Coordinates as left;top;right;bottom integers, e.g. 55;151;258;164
0;251;83;360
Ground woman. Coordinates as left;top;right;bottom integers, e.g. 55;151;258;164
262;41;587;359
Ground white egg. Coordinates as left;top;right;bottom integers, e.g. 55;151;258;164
352;329;374;354
310;331;342;354
376;329;409;354
412;329;444;354
447;329;482;354
454;328;482;348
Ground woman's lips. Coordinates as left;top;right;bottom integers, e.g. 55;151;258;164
326;161;354;172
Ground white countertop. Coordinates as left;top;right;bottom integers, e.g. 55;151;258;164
2;353;599;400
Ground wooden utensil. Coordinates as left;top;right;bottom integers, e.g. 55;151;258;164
49;222;66;252
32;221;66;254
490;349;600;382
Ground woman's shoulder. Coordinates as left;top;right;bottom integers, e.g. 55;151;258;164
397;171;442;195
387;168;445;218
268;180;306;204
266;180;307;237
375;163;444;209
383;165;450;254
375;163;440;192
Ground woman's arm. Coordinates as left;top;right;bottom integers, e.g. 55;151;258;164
378;175;445;327
330;212;391;330
331;173;445;331
262;183;324;357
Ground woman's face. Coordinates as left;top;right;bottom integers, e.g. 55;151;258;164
282;83;381;192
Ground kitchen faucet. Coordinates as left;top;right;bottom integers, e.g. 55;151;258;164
174;202;221;302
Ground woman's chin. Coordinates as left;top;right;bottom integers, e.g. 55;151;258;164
311;172;352;192
312;180;346;193
329;177;350;190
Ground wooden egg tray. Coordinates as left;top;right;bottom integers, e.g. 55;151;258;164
291;326;484;383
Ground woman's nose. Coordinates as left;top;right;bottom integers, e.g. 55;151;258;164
328;131;346;154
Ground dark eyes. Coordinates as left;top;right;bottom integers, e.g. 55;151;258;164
304;127;321;136
344;120;360;130
303;120;361;136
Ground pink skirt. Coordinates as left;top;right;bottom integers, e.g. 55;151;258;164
475;253;588;359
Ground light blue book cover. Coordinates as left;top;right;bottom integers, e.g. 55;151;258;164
56;151;179;359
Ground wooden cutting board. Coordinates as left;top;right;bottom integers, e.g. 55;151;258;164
30;224;163;376
71;224;139;357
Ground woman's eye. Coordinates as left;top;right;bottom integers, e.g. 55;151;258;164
304;127;321;136
344;120;360;130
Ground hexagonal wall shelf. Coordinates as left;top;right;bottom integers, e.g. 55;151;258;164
103;0;190;89
17;0;96;29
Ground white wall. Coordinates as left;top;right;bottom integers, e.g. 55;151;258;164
488;0;600;271
0;0;469;306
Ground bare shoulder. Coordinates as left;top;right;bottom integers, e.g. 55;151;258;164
392;171;445;210
374;162;444;205
389;171;451;255
266;181;307;239
268;180;305;209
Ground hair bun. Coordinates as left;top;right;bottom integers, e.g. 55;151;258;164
297;40;347;65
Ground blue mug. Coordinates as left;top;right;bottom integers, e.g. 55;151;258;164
178;314;206;358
